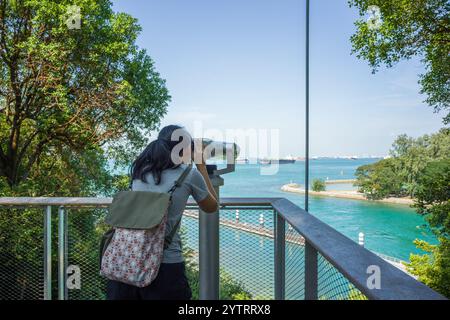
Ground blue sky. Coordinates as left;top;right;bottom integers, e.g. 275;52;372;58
112;0;443;157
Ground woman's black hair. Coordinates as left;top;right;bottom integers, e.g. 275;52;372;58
130;125;188;185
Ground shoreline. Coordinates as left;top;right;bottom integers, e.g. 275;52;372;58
281;183;414;205
324;179;356;184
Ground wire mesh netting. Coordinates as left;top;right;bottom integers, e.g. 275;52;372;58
219;208;275;300
66;208;109;300
183;208;275;300
284;221;367;300
179;210;200;299
0;208;45;300
317;253;367;300
0;206;369;300
285;221;305;300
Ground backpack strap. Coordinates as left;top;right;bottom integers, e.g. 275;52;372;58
164;164;193;249
167;164;193;196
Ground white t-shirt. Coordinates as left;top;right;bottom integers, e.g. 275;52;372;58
132;164;209;263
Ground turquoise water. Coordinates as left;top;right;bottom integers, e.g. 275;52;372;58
217;159;436;261
115;158;436;260
178;158;437;298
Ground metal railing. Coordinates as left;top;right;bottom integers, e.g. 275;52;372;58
0;197;446;300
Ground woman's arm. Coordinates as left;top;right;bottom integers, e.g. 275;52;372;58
191;140;219;213
196;163;218;199
195;163;219;213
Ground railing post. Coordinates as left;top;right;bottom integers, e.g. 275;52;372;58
199;169;223;300
274;211;285;300
58;206;67;300
43;206;52;300
305;241;318;300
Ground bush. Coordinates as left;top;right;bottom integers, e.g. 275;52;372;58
312;179;326;192
407;239;450;298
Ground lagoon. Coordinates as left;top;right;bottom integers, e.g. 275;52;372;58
217;159;436;261
180;159;436;298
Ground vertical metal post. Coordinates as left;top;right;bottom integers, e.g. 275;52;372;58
64;208;69;299
43;206;52;300
199;172;223;300
305;241;318;300
305;0;310;212
274;211;285;300
58;206;67;300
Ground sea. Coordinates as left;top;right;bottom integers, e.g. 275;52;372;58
182;158;437;298
218;158;437;260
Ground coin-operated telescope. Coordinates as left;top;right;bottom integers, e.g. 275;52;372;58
191;138;240;175
192;139;240;300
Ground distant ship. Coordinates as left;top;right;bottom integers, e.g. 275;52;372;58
258;157;295;165
235;158;249;164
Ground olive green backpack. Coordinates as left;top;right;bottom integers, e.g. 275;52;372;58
99;165;192;287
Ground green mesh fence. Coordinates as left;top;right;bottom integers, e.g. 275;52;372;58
0;208;45;300
0;205;368;300
66;208;108;300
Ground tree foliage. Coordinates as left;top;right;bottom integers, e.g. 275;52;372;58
312;178;326;192
349;0;450;123
407;238;450;297
0;0;169;299
406;158;449;298
414;159;450;237
0;0;170;191
355;128;449;199
355;158;404;200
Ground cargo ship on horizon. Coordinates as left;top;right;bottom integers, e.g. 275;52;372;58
258;156;296;165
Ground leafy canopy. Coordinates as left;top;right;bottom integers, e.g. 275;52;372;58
0;0;170;192
406;159;450;298
349;0;450;123
355;128;449;199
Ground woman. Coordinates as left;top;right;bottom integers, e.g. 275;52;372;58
106;125;218;300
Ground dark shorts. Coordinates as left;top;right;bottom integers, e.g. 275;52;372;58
106;262;192;300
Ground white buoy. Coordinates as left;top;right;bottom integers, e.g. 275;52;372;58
358;232;365;247
288;224;293;232
235;209;240;222
259;213;264;227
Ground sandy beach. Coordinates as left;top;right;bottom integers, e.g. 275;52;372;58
281;183;414;205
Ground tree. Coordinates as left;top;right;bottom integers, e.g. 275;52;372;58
349;0;450;123
354;129;449;199
0;0;169;299
406;159;450;297
354;157;404;199
312;179;326;192
0;0;170;190
414;159;450;236
407;239;450;298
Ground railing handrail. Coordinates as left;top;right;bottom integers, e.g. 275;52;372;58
0;197;281;208
0;196;446;300
270;198;446;300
